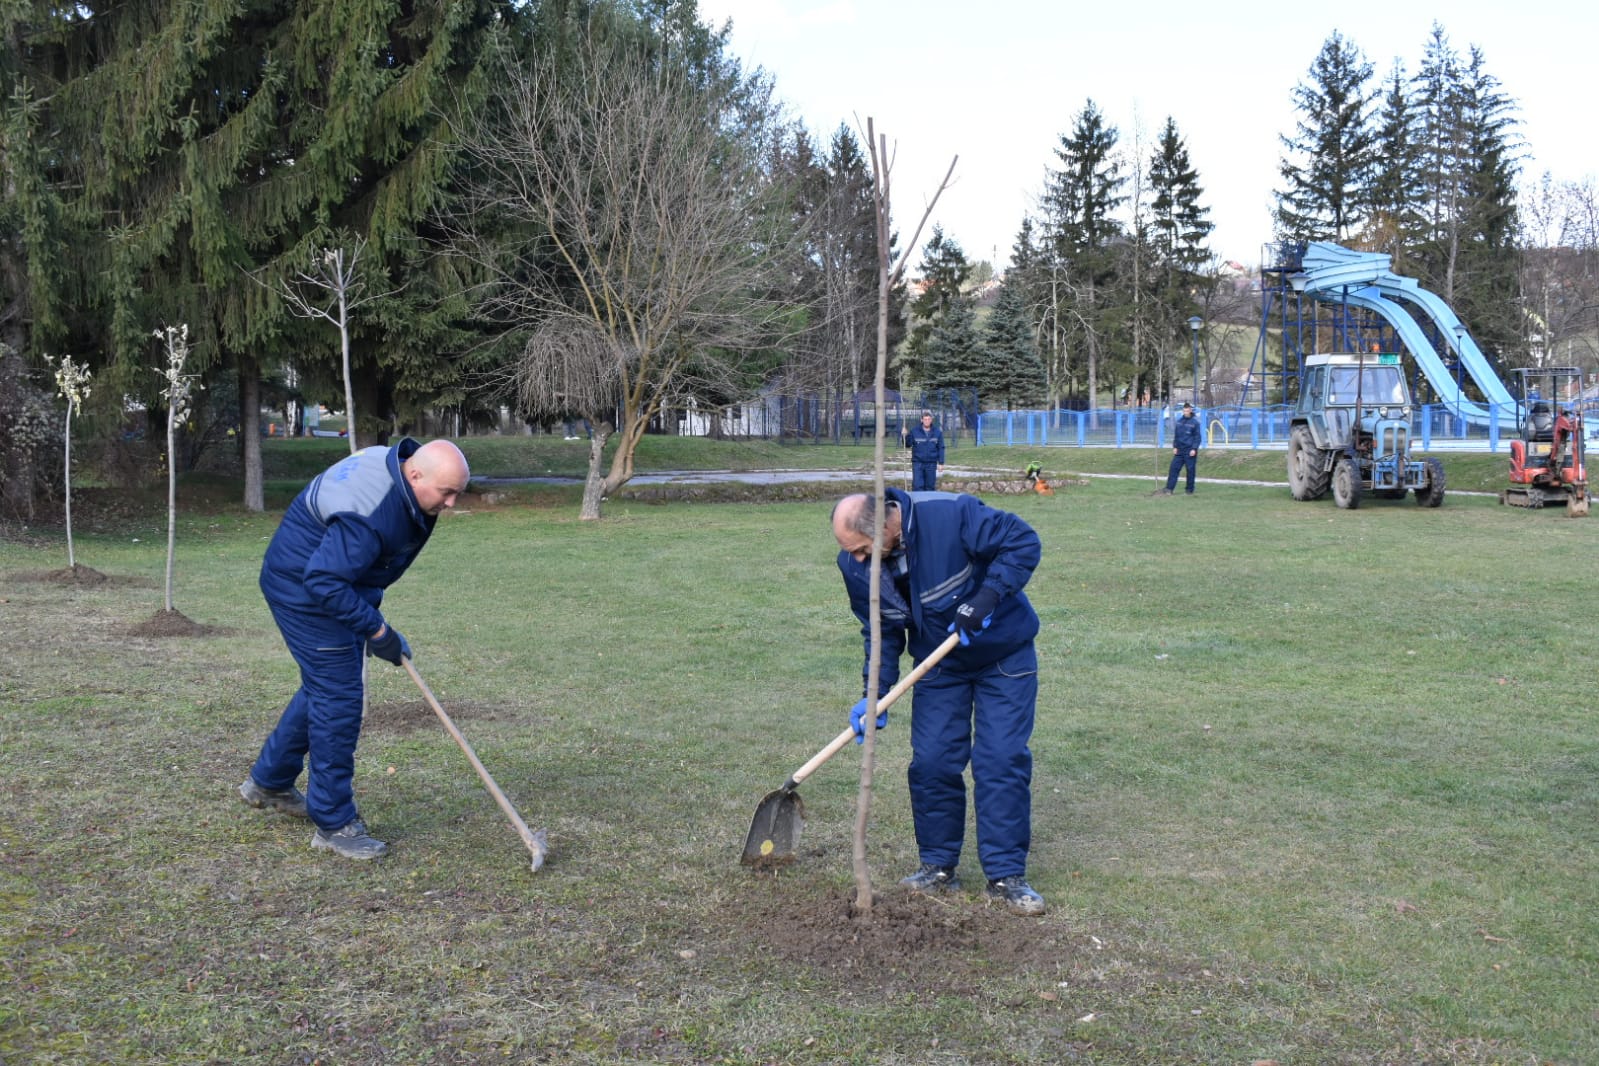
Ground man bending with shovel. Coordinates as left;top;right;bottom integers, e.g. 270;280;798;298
830;489;1046;915
239;438;470;860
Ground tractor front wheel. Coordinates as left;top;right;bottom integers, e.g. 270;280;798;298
1415;458;1446;508
1333;457;1362;509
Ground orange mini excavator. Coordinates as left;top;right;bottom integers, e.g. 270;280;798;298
1503;367;1589;516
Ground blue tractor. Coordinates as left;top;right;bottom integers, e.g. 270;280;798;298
1287;353;1445;509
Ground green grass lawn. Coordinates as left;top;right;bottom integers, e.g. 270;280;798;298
2;450;1594;1064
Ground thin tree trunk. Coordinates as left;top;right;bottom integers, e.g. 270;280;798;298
337;250;358;456
240;354;263;511
64;402;75;569
165;403;178;613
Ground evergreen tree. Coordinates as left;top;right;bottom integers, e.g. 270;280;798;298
1412;22;1466;271
1275;31;1379;242
1044;100;1126;259
1450;44;1523;366
1041;99;1125;411
919;291;984;393
902;226;972;383
979;280;1046;409
1148;117;1212;271
795;123;899;395
4;0;517;510
1146;116;1213;398
1366;61;1426;267
1408;26;1522;368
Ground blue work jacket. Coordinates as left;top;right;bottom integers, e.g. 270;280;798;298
905;422;946;465
259;438;435;639
1173;414;1201;453
838;487;1041;695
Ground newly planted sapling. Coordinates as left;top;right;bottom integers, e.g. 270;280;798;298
153;325;202;613
53;355;92;571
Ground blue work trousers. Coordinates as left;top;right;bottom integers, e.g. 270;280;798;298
249;601;367;831
1165;451;1197;493
906;642;1038;879
911;461;940;491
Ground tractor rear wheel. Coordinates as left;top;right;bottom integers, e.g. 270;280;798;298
1415;458;1446;507
1333;456;1362;509
1288;426;1330;500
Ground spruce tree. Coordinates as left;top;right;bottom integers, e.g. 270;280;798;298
1450;44;1523;366
1147;116;1213;397
1367;61;1427;268
1409;26;1523;368
1148;117;1213;272
4;0;517;509
1275;31;1379;242
979;280;1046;409
1041;99;1125;412
919;293;984;393
902;226;972;384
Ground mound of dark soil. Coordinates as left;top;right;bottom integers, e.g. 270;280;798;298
126;608;230;638
7;565;152;587
723;884;1087;992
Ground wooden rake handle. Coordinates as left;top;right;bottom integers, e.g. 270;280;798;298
785;630;964;790
403;657;548;872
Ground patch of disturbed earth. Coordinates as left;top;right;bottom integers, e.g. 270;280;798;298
364;699;515;736
124;608;232;637
715;883;1090;994
6;565;152;588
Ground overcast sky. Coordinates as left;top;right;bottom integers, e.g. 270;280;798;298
695;1;1597;272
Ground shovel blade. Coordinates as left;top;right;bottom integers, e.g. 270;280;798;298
740;788;805;868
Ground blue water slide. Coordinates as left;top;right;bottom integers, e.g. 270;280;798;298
1296;242;1514;426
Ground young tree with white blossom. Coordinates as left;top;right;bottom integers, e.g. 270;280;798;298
154;326;201;613
53;355;92;571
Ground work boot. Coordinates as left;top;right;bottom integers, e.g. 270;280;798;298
899;863;961;893
238;778;308;819
985;876;1046;916
311;818;389;861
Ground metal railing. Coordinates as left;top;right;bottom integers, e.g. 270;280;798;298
973;402;1599;451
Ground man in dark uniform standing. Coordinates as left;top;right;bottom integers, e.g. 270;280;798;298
904;409;946;490
1162;402;1201;495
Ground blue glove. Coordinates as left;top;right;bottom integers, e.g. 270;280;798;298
849;697;889;744
367;625;411;666
948;586;1000;646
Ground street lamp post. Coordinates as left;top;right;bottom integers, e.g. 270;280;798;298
1187;315;1203;406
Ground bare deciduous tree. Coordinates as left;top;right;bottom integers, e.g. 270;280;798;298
450;35;798;520
260;237;391;454
850;119;954;915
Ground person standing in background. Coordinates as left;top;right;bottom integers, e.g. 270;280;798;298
904;409;946;491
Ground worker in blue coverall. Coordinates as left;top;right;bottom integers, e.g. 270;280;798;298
831;487;1046;915
904;409;946;490
1163;402;1201;494
238;438;470;860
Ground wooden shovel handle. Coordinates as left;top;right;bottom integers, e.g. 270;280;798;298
403;657;548;871
786;630;963;789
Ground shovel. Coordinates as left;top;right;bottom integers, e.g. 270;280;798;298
403;657;549;872
741;631;962;868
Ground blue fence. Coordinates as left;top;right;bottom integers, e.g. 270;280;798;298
974;402;1599;451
